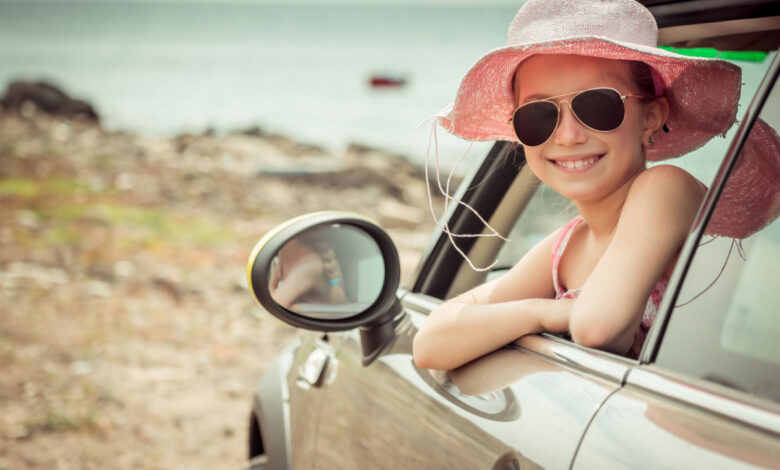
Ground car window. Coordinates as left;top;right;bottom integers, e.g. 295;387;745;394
493;180;576;271
493;55;775;273
654;68;780;406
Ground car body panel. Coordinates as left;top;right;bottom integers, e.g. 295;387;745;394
253;340;297;470
304;293;628;469
573;379;780;469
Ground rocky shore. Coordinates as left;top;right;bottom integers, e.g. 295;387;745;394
0;95;440;469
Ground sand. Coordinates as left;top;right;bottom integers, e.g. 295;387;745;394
0;109;441;469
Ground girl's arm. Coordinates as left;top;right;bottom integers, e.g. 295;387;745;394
568;165;705;354
414;166;703;369
413;228;563;370
269;252;324;309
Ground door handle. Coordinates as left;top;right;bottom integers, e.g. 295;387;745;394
298;340;334;387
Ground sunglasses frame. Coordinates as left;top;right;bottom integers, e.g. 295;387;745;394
508;87;646;147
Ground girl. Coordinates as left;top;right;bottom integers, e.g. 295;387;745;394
412;0;746;370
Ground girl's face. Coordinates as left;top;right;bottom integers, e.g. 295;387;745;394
514;54;655;203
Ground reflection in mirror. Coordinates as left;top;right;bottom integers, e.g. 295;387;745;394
268;224;385;319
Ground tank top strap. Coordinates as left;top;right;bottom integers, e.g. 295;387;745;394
551;216;584;298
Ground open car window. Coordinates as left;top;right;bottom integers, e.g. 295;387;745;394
490;181;575;279
654;57;780;406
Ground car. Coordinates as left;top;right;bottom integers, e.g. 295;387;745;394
242;2;780;469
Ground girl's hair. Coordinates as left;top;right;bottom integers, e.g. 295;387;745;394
627;60;658;98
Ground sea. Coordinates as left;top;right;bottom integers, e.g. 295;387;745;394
0;0;523;169
0;0;772;173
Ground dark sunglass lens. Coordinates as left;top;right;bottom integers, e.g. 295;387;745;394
572;88;624;131
513;101;558;146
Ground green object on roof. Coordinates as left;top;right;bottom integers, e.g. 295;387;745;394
658;46;768;62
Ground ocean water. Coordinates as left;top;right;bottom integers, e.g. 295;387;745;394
0;0;518;167
0;0;772;173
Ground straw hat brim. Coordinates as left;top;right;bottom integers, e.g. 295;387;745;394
708;118;780;239
438;36;742;162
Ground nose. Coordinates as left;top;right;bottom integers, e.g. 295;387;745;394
552;101;588;147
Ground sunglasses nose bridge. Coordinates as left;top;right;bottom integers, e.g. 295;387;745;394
552;99;590;144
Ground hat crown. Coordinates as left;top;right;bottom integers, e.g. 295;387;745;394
507;0;658;47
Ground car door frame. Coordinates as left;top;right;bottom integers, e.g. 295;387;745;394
402;38;780;470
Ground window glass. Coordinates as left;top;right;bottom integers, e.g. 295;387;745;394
655;69;780;405
493;179;575;271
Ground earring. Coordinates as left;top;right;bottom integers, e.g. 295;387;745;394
647;135;655;146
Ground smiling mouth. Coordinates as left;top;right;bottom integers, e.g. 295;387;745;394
550;154;604;171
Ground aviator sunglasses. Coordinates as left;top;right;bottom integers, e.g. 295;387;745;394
509;87;645;146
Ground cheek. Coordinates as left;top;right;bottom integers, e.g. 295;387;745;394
523;147;559;187
623;107;648;139
523;147;546;172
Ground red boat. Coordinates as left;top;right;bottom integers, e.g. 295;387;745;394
369;75;407;88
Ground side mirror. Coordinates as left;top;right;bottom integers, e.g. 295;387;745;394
247;211;403;364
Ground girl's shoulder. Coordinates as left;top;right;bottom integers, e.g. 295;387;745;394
620;165;706;240
626;164;706;214
632;164;704;196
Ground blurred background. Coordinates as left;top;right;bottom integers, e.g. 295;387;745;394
0;0;521;468
0;0;520;165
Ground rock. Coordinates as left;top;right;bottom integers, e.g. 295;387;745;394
344;141;425;179
235;125;326;156
236;125;266;138
86;279;112;298
0;81;99;122
377;199;425;229
293;166;406;200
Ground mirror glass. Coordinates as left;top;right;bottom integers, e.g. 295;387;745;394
267;224;385;319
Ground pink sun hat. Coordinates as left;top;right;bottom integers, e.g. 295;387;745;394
436;0;742;162
436;0;779;240
708;118;780;239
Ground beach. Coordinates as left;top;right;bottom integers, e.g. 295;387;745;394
0;107;439;469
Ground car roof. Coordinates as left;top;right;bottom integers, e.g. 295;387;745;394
640;0;780;51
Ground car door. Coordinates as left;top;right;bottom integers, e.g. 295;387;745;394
308;296;631;470
572;48;780;469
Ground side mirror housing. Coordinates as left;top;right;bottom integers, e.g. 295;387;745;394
246;211;403;364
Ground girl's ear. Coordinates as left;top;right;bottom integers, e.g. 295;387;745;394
643;97;670;146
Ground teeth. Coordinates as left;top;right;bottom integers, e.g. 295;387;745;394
557;156;599;169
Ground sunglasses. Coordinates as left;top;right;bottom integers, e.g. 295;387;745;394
509;87;645;147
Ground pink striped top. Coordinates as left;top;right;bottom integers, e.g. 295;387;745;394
551;216;667;358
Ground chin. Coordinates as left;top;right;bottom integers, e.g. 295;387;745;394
558;187;606;203
539;173;601;199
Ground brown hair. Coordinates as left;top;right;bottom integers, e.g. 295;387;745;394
627;60;658;98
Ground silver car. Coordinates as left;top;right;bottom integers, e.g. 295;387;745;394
244;2;780;469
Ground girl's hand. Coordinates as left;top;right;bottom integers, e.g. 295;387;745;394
540;297;574;333
413;230;561;371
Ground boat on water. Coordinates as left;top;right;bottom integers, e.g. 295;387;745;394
369;74;407;88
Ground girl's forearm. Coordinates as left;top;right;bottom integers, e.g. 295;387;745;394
413;298;566;371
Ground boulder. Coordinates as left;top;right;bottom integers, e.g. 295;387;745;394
0;80;99;122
